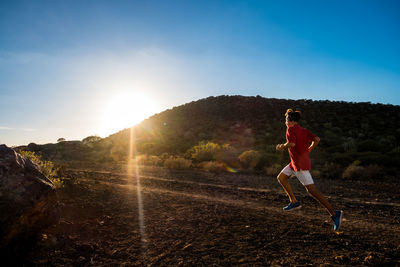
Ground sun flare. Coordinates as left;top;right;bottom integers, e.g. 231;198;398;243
100;91;157;137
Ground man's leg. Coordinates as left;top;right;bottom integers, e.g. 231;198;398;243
277;172;297;203
305;184;335;216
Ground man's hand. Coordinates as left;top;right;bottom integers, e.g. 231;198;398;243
308;136;320;152
276;143;295;151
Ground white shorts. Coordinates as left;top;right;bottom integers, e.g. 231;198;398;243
280;164;314;186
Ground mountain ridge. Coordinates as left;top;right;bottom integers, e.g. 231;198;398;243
17;95;400;178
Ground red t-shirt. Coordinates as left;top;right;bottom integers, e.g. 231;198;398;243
286;124;316;171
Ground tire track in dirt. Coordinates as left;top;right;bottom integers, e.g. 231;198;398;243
76;173;400;236
71;168;400;234
70;168;400;208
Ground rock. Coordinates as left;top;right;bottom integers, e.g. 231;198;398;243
0;144;59;248
363;252;381;265
77;256;86;264
335;255;350;264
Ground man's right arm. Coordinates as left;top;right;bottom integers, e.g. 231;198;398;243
276;142;295;151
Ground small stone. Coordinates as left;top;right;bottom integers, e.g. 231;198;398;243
335;255;350;264
77;256;86;263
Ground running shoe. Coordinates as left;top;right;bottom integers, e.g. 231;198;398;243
283;201;302;211
331;210;343;231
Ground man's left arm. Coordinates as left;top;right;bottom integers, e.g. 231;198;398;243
308;136;320;152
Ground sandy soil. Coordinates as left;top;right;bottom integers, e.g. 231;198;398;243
18;165;400;266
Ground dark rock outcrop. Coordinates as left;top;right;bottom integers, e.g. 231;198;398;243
0;144;59;248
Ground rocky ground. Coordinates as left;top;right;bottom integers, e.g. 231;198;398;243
16;165;400;266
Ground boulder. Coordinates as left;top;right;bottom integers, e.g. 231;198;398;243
0;144;59;248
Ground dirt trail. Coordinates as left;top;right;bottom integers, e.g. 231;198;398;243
71;168;400;207
23;167;400;266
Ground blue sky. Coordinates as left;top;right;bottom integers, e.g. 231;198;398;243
1;0;399;146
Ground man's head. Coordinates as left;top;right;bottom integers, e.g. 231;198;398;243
285;109;301;127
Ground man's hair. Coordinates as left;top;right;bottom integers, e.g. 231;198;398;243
285;109;301;122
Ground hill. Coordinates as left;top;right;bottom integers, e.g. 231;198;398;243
20;95;400;178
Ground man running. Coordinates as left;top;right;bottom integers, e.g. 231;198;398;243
276;109;343;231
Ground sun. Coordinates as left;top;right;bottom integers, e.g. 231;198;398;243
100;91;157;137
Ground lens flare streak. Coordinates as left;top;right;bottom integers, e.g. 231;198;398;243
127;127;148;256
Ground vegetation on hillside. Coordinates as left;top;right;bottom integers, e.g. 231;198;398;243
18;95;400;179
19;150;66;188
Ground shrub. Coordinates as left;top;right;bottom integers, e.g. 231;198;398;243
254;152;279;170
20;150;62;188
160;152;170;161
135;154;162;166
20;150;57;178
265;163;282;176
365;164;382;179
342;164;382;180
214;144;241;168
164;157;192;169
27;142;39;151
310;169;321;177
239;150;261;169
134;154;146;165
342;165;366;179
110;144;127;162
82;135;102;147
321;162;343;179
201;161;225;174
189;141;221;162
148;155;162;166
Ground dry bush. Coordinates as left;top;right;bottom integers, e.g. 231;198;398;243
365;164;382;179
160;153;170;161
201;161;225;174
321;162;343;179
189;141;221;162
239;150;261;169
135;155;162;166
342;164;382;179
134;154;147;165
265;163;282;176
110;144;127;162
310;169;321;177
148;155;162;166
342;165;366;179
214;144;241;168
164;157;192;169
